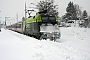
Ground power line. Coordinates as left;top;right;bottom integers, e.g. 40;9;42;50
25;2;27;18
16;13;18;22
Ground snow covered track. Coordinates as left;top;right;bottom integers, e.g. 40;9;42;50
0;28;90;60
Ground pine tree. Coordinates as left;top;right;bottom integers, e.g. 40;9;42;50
36;0;58;16
88;15;90;22
74;4;82;20
66;1;77;20
82;10;88;28
82;10;88;19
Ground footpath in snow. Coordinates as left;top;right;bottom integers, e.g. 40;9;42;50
0;28;90;60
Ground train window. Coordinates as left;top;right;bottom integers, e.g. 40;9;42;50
49;16;56;22
12;25;14;28
41;15;57;25
26;23;30;29
17;24;21;28
42;17;48;23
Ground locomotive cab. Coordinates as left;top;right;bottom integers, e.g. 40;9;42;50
40;14;57;25
39;14;61;41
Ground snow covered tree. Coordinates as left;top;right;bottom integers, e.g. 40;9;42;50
66;1;77;20
82;10;88;19
36;0;58;16
88;15;90;22
61;15;68;22
82;10;89;28
74;4;82;20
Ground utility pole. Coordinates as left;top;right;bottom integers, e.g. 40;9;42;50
25;2;27;19
16;13;18;22
5;17;10;29
0;17;1;32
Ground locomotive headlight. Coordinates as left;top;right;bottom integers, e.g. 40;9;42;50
54;32;61;38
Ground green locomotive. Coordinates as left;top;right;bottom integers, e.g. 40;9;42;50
22;10;60;41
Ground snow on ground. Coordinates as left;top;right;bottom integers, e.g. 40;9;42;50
60;27;90;52
0;27;90;60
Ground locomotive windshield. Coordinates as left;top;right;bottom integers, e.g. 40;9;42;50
41;15;57;25
41;17;48;23
49;16;56;22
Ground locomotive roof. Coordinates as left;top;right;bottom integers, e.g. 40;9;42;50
38;10;47;14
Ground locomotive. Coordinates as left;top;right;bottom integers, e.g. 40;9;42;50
7;10;61;41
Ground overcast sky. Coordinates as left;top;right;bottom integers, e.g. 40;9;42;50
0;0;90;25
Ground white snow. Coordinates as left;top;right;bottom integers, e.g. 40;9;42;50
40;24;60;32
0;27;90;60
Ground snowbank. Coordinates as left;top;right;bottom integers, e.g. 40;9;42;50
0;28;90;60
